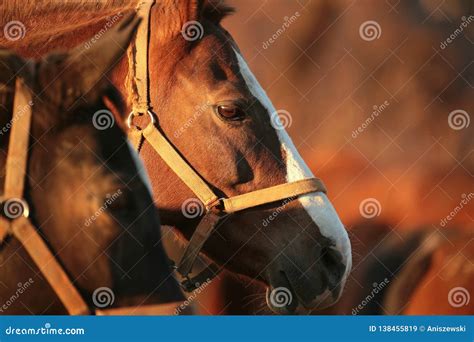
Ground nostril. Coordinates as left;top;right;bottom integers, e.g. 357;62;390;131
320;247;345;290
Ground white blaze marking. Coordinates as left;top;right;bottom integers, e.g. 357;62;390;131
234;49;352;282
127;141;154;195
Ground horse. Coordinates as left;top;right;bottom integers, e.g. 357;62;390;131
1;0;352;313
0;15;184;315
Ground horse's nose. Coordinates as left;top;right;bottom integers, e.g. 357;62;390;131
319;246;346;294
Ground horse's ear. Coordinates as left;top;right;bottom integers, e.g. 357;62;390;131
0;49;26;84
39;13;141;106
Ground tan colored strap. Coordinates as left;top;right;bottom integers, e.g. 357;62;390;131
4;78;31;199
177;211;223;279
131;0;155;114
0;77;32;242
142;124;219;206
12;217;90;315
1;78;90;315
222;178;326;213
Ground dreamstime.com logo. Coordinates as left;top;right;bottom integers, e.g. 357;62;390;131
174;278;212;315
440;192;473;227
262;196;296;227
92;109;115;130
181;21;204;41
262;11;301;50
84;13;123;49
448;109;470;130
271;109;292;130
440;15;474;50
181;198;205;219
0;278;35;313
4;323;85;336
269;287;293;308
2;198;28;219
359;20;382;41
3;20;26;41
359;198;382;219
352;100;390;139
84;189;122;227
352;278;390;315
92;287;115;308
448;287;470;308
173;102;210;138
0;101;34;136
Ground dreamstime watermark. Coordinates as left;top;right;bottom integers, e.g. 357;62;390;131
262;11;301;50
174;278;212;315
262;196;296;227
92;287;115;308
5;323;85;336
448;109;470;130
448;287;470;308
0;100;34;136
352;278;390;315
181;21;204;41
440;16;474;50
269;287;293;308
351;100;390;139
359;20;382;41
0;278;34;313
84;189;122;227
270;109;292;130
359;198;382;219
84;13;124;49
181;198;204;219
92;109;115;130
3;20;26;41
173;102;210;138
440;193;473;227
2;198;28;219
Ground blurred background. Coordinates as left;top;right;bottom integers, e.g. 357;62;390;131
188;0;473;315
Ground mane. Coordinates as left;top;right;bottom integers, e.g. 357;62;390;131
1;0;136;21
0;1;138;50
0;0;233;52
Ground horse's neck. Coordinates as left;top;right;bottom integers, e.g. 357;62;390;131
1;2;136;57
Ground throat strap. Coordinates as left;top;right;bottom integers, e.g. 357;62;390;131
142;124;219;207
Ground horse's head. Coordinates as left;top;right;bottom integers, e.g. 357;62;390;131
0;15;182;313
138;0;351;313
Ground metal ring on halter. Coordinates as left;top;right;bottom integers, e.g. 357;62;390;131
126;110;156;129
0;198;30;219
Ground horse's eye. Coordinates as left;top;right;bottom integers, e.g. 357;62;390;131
216;105;245;121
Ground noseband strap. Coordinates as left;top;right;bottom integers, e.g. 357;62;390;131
129;3;327;291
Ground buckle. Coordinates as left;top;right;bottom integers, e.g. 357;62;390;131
205;198;224;213
126;110;156;129
0;198;30;220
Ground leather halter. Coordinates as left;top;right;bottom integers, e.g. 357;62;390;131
128;1;328;292
0;78;181;315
